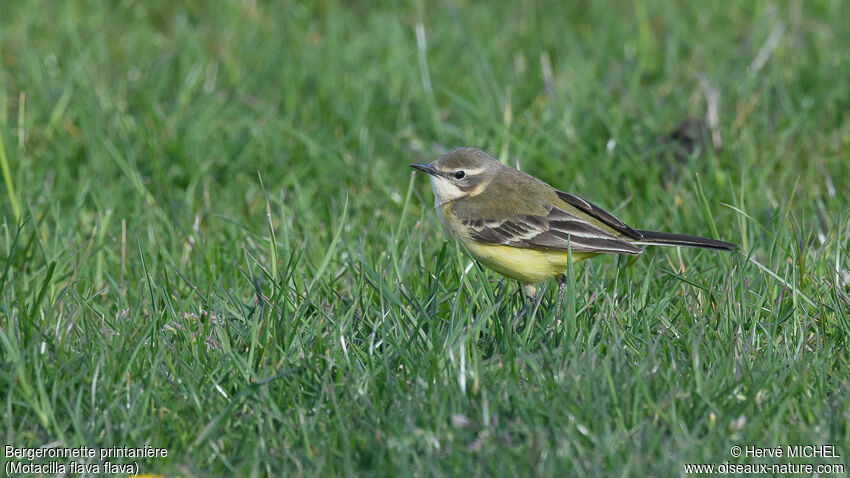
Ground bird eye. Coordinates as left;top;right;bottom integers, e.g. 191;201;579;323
454;170;466;179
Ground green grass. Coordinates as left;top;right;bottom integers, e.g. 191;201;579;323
1;0;849;476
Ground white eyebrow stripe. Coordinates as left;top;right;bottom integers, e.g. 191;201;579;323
450;166;486;175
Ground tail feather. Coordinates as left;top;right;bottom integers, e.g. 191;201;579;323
633;229;737;251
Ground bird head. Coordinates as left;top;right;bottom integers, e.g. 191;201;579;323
410;147;501;205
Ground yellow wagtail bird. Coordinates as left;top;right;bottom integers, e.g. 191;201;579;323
410;147;736;306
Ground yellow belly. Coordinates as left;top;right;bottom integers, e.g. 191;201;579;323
435;202;595;284
462;239;595;283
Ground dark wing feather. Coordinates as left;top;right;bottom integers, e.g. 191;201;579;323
555;190;643;240
463;206;642;255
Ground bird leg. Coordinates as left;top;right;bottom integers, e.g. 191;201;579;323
555;273;568;314
513;283;539;327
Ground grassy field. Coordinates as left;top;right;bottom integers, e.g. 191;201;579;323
1;0;849;476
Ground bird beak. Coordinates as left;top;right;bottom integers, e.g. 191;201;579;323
409;162;439;176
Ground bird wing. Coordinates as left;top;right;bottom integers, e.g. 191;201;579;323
554;190;643;240
459;204;642;255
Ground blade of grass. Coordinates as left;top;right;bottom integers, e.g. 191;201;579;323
308;195;348;294
0;132;21;222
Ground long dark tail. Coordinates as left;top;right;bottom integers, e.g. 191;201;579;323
633;229;737;251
